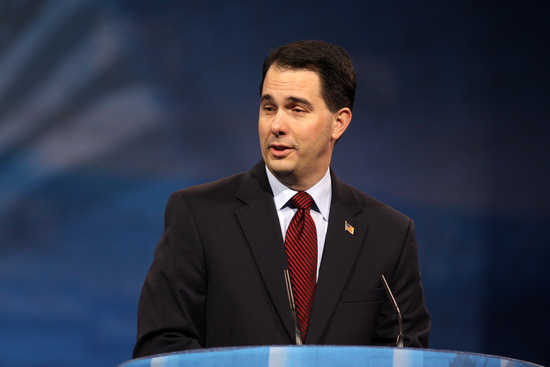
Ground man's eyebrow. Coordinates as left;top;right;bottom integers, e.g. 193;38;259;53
260;94;274;103
287;96;313;110
260;95;314;110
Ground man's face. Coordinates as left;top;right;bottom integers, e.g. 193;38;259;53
258;65;343;190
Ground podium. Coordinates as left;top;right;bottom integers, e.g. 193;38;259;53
119;346;543;367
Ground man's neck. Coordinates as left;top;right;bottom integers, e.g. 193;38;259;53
268;168;329;192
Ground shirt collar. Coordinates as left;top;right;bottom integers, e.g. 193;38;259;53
265;165;331;221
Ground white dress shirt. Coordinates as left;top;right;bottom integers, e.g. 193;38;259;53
265;165;332;280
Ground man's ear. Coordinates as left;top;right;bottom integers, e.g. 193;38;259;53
331;107;352;141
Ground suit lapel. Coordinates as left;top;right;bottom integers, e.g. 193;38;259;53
234;162;294;341
306;174;368;344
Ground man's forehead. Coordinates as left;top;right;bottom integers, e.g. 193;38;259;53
262;66;322;99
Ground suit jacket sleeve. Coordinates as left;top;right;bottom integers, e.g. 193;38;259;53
374;219;431;347
133;192;206;358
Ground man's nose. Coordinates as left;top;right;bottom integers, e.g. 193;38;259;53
271;110;288;136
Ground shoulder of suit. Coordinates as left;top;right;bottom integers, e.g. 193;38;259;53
167;170;250;205
336;179;412;227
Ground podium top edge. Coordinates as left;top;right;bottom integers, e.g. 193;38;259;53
119;345;544;367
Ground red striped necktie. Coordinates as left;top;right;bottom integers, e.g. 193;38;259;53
284;191;317;341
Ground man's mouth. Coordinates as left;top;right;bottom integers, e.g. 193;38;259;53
269;144;294;157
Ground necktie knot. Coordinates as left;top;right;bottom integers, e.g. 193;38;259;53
290;192;314;211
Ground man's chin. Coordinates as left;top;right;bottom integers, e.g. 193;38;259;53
265;159;295;178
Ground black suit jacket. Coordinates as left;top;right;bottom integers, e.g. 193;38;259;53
133;162;430;358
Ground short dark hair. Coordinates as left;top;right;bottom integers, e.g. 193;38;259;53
260;40;356;112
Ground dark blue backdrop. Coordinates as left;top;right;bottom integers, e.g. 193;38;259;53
0;1;548;366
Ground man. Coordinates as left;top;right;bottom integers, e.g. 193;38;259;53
133;40;430;358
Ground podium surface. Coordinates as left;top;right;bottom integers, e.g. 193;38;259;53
120;346;543;367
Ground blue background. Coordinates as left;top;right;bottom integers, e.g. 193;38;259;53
0;1;548;366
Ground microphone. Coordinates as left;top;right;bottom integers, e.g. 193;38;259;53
283;268;303;345
380;273;404;348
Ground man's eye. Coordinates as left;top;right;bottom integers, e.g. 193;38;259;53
292;107;305;113
263;105;276;112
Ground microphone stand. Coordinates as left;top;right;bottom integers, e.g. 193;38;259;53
381;274;404;348
283;269;303;345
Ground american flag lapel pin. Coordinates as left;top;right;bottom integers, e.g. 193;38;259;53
344;220;355;235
